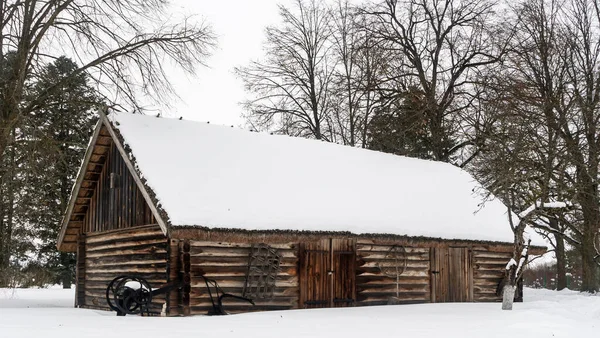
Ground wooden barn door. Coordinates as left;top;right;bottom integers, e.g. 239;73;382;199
300;239;331;308
431;247;473;303
331;239;356;307
299;239;356;308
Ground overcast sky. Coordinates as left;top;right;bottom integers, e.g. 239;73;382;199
163;0;282;126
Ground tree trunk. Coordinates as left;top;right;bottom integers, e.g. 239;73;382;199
501;284;516;310
549;218;567;290
61;272;72;289
581;230;599;292
579;179;600;292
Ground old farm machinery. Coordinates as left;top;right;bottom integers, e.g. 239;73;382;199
105;275;255;316
105;243;281;316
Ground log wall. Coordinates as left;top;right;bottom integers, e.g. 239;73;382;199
186;241;299;314
355;240;431;306
79;225;168;314
472;249;512;302
83;142;155;234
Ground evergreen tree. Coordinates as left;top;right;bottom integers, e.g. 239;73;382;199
0;56;101;287
0;52;36;286
23;56;101;288
367;87;454;159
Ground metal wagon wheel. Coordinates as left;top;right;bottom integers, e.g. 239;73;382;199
106;275;152;315
377;245;408;298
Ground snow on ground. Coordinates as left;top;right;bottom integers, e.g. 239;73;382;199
1;287;597;338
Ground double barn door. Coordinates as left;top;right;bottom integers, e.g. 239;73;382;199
299;239;356;308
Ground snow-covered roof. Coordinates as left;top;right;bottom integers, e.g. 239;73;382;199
109;112;517;244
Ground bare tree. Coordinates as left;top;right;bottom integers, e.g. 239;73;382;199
473;0;576;290
328;1;391;147
557;0;600;291
235;0;335;140
365;0;504;163
0;0;215;162
473;0;600;292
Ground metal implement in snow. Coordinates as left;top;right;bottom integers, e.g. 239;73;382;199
105;275;254;316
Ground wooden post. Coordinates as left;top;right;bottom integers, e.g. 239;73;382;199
182;240;191;316
75;234;86;308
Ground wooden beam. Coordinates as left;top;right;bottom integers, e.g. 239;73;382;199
57;120;104;251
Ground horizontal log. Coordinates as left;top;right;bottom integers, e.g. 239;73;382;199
472;251;512;259
357;285;429;293
190;270;297;279
356;295;429;303
85;273;168;282
190;278;298;289
358;252;430;261
189;247;297;258
86;266;167;274
84;280;168;291
356;268;429;277
473;288;496;297
189;296;297;306
356;244;430;254
66;227;81;236
85;225;162;241
357;289;429;298
473;278;502;287
474;296;501;302
190;288;298;298
85;289;166;300
473;271;503;279
86;238;167;252
356;275;429;283
63;235;78;243
188;241;296;250
86;258;167;268
359;260;429;269
473;256;512;263
86;246;167;258
191;265;297;276
474;263;509;271
189;257;296;267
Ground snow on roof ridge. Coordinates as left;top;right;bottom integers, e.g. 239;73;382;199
106;111;529;245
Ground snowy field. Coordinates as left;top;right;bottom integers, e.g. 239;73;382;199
1;287;598;338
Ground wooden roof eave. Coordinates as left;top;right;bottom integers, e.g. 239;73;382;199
56;120;104;252
57;112;170;252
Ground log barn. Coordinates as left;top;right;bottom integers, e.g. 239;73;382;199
57;112;545;316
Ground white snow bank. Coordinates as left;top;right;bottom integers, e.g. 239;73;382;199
1;287;598;338
110;113;523;244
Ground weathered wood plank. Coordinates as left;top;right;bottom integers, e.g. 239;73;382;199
189;241;296;250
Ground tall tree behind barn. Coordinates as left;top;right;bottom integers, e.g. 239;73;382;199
0;56;102;287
